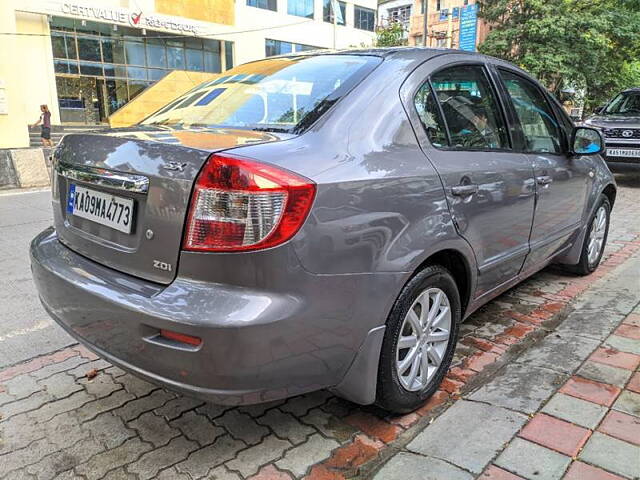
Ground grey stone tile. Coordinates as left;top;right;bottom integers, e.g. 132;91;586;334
468;364;568;414
128;411;181;447
612;390;640;417
579;432;640;479
257;408;316;445
170;410;225;447
407;400;527;474
495;438;571;480
605;335;640;355
541;393;608;429
275;433;340;477
214;409;269;446
515;334;599;374
372;452;473;480
576;361;633;388
75;438;152;480
83;412;135;449
554;310;625;341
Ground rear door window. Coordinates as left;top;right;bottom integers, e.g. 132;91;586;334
499;69;562;154
429;65;509;150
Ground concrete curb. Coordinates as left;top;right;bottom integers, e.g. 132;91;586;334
0;148;51;190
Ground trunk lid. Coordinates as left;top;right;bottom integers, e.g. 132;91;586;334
52;126;290;284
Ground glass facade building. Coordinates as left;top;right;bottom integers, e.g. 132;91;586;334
49;17;233;124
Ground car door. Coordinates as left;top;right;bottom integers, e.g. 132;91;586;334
405;57;536;299
495;67;592;272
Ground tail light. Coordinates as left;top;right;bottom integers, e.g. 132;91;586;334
183;153;316;252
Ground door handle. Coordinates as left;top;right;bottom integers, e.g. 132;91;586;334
536;175;552;186
451;184;479;196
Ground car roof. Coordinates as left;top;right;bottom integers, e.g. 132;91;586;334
622;87;640;93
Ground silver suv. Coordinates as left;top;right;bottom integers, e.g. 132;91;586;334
585;88;640;169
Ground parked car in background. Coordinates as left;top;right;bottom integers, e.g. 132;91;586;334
585;88;640;170
31;49;616;413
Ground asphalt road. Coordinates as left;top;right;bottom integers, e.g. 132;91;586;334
1;172;638;370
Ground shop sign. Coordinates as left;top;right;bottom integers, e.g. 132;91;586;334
458;3;478;52
59;2;202;34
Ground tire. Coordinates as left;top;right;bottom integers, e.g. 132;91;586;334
568;194;611;276
376;265;461;414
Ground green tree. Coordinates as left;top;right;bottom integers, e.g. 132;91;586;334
375;21;407;47
477;0;640;111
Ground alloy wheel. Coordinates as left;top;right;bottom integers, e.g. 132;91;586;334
395;288;452;392
587;205;607;266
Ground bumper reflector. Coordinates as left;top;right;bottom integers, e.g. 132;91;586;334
160;329;202;346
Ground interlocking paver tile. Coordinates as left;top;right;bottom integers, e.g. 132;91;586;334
25;437;104;480
518;413;590;456
589;347;640;370
129;411;181;447
74;437;152;480
257;408;316;445
468;364;568;414
43;411;88;448
170;410;225;447
372;452;473;480
37;372;83;399
0;437;59;478
479;465;526;480
611;390;640;417
227;435;291;478
540;393;608;429
598;410;640;445
112;389;176;422
3;375;40;399
0;413;45;454
79;372;123;398
279;391;333;417
174;435;246;478
128;436;199;480
301;407;358;442
214;409;270;446
75;389;135;422
407;400;527;474
559;377;621;406
27;390;94;424
605;335;640;355
579;432;640;479
83;412;136;449
563;461;626;480
576;361;633;388
118;373;157;397
101;467;137;479
495;438;570;480
275;433;340;477
153;395;203;421
155;466;192;480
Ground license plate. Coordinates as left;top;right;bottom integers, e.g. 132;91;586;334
606;148;640;158
67;184;134;234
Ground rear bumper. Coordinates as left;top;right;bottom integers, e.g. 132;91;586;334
30;227;402;405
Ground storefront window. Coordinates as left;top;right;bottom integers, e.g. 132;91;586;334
77;37;101;62
49;16;230;123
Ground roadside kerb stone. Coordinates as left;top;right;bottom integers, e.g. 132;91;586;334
406;399;528;474
468;364;568;414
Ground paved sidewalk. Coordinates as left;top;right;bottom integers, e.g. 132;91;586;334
0;176;638;480
373;253;640;480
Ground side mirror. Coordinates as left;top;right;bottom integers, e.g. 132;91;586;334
593;105;606;115
571;126;604;156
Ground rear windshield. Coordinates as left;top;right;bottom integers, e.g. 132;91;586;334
141;54;381;133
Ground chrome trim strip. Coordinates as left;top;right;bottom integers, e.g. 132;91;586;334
56;162;149;194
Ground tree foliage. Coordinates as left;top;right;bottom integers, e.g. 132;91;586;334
477;0;640;110
375;21;407;47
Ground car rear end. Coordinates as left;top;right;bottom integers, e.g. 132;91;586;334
30;53;390;404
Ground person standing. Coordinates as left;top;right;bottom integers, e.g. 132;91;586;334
31;105;53;147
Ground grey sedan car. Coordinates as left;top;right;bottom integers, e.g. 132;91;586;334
31;48;616;413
